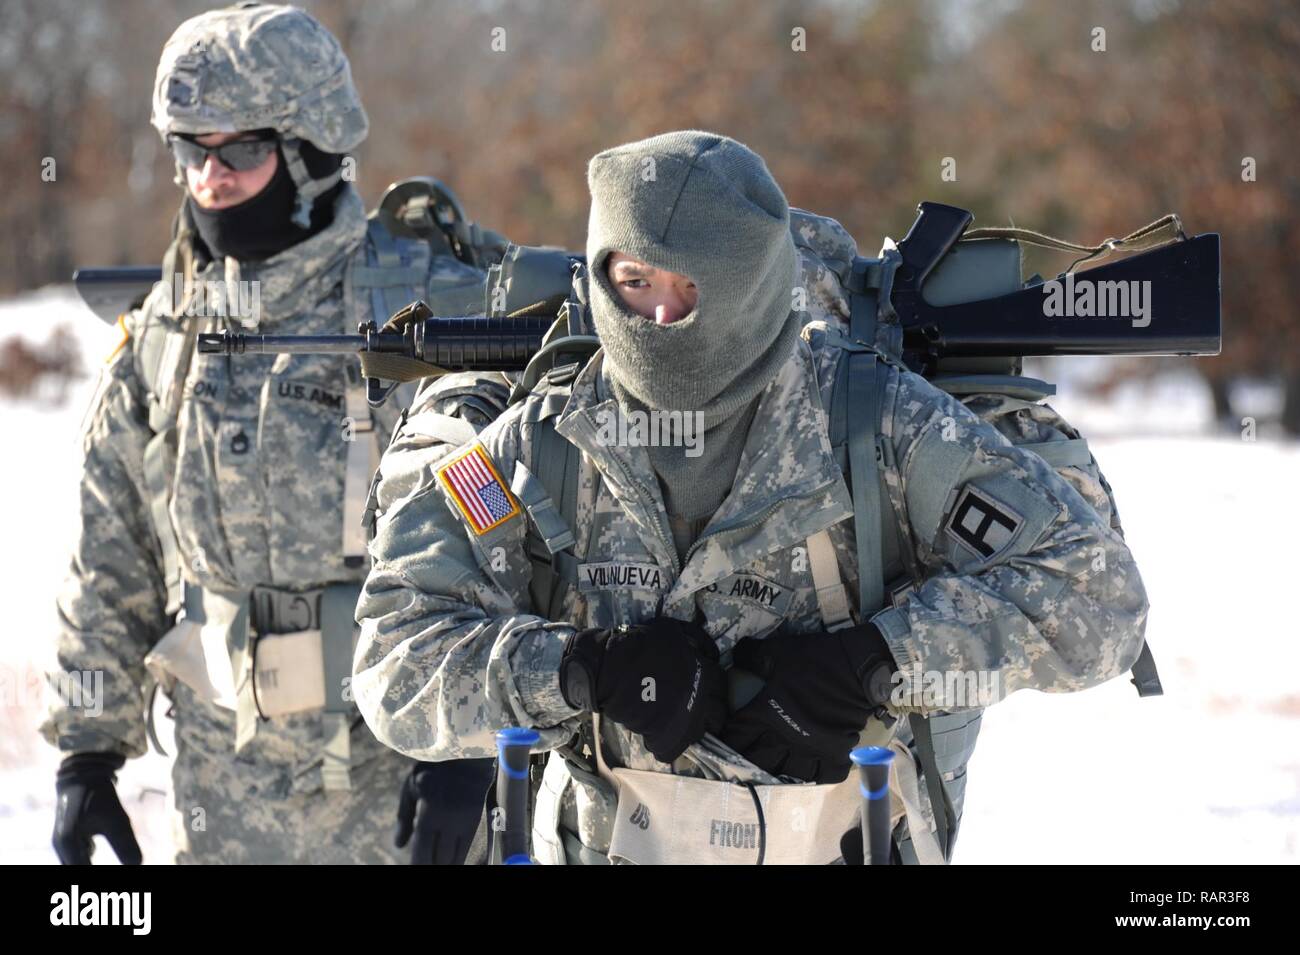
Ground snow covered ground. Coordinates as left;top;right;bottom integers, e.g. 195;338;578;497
0;286;1295;864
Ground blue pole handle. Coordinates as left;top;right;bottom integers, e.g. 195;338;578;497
851;745;895;865
496;728;540;865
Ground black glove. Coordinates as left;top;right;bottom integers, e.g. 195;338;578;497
394;757;496;865
720;622;896;784
53;752;142;865
560;617;728;764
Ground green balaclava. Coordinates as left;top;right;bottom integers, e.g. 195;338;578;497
586;131;799;557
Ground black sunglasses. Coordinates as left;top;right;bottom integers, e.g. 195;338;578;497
168;133;278;172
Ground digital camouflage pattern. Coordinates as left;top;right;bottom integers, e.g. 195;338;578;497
353;307;1150;862
790;207;857;330
371;373;514;523
151;3;368;152
41;182;492;862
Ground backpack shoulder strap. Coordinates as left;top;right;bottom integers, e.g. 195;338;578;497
840;260;891;614
516;368;584;621
827;263;964;863
137;236;205;617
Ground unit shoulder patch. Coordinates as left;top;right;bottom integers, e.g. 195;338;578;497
944;484;1024;559
436;443;521;535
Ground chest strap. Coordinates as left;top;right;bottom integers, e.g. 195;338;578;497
806;529;852;631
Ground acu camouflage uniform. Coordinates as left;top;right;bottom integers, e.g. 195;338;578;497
352;214;1150;864
41;2;497;863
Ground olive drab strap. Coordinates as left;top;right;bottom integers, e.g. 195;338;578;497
837;256;966;863
1129;642;1163;697
805;530;852;632
963;213;1184;273
342;370;379;568
906;713;953;860
523;411;582;620
142;434;184;617
138;240;206;616
842;257;889;617
318;582;363;791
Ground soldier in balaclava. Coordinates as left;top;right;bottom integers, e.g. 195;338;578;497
350;131;1149;864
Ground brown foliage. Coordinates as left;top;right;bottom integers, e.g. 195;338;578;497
0;325;85;400
0;0;1295;402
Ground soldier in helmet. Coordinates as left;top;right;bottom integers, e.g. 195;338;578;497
43;2;508;864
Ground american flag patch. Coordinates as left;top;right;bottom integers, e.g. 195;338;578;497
436;444;520;535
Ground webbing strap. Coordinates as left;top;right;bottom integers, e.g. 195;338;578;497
142;430;183;617
845;277;885;616
139;253;204;616
907;713;953;861
525;418;581;619
319;583;362;714
512;460;576;555
320;712;352;792
889;737;946;865
357;351;450;383
806;530;852;631
319;582;361;792
1130;640;1164;697
841;278;960;865
847;353;884;614
964;214;1185;271
342;378;378;567
1018;438;1093;469
417;413;477;448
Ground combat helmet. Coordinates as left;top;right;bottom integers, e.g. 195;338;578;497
151;1;367;227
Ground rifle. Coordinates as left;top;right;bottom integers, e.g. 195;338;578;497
75;202;1221;405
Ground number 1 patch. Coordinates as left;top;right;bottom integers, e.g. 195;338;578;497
944;485;1023;559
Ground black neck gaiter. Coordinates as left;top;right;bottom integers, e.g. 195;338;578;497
186;145;344;262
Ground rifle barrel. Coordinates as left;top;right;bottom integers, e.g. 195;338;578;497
197;333;367;355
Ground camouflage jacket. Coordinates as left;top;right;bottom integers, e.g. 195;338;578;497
353;325;1150;859
42;185;488;767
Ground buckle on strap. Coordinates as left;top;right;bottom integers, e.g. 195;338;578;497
248;585;326;635
511;460;576;555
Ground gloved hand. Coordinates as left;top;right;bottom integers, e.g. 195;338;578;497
52;752;142;865
394;757;496;865
560;617;727;763
720;622;896;784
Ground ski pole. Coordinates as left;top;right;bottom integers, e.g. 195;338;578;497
495;727;539;865
850;745;895;865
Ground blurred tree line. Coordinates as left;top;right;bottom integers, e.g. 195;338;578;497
1;0;1296;428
